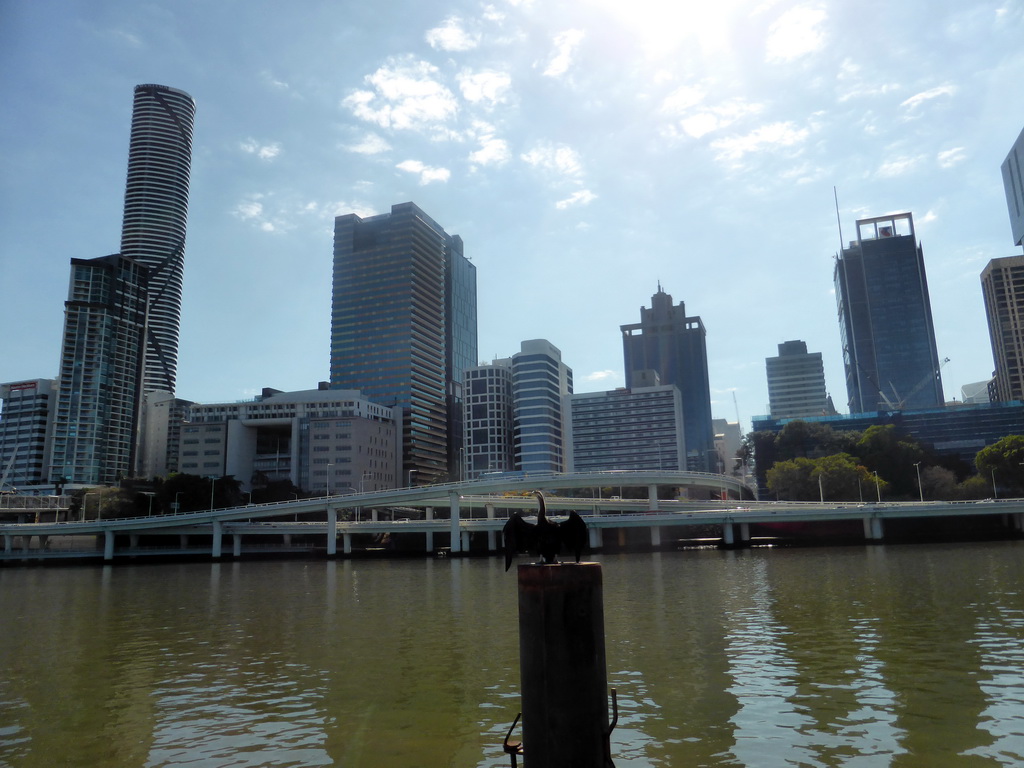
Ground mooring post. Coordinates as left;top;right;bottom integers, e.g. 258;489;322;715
518;562;611;767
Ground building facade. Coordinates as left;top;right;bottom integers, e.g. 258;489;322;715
49;255;149;486
463;359;515;479
834;212;944;413
766;340;830;419
0;379;56;490
181;387;400;493
331;202;477;484
620;286;715;470
139;390;193;479
566;384;684;473
981;255;1024;403
120;84;196;396
512;340;573;474
1001;125;1024;248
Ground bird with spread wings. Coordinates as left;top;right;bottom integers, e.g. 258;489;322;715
503;490;587;571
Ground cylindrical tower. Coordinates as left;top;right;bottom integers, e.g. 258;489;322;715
120;84;195;395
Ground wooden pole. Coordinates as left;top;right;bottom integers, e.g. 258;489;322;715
518;562;610;767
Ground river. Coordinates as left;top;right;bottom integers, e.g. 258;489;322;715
2;541;1024;767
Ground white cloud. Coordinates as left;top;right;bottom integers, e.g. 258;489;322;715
425;17;479;51
240;139;281;160
347;133;392;155
555;189;597;209
660;87;763;140
330;201;379;219
765;6;827;62
876;155;923;178
937;147;966;168
397;159;451;184
710;121;809;163
469;135;511;167
234;199;263;220
458;69;512;106
544;29;584;77
901;84;957;110
521;143;584;178
582;369;618;384
343;58;459;133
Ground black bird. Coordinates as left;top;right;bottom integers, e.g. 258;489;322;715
503;491;587;571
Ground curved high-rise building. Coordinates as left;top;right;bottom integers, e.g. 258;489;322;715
120;84;195;395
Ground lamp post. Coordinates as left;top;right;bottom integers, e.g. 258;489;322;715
174;491;183;515
209;476;217;512
914;462;923;502
327;463;333;496
873;471;881;502
992;468;998;500
818;472;825;503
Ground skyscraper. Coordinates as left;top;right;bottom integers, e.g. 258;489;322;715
834;212;944;413
331;202;477;484
765;340;830;419
1001;125;1024;248
120;84;196;395
512;340;573;474
463;358;514;479
49;255;149;485
981;255;1024;403
620;287;715;471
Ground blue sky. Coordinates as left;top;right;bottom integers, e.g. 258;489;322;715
2;0;1023;433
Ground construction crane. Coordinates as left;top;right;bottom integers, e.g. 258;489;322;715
882;358;950;411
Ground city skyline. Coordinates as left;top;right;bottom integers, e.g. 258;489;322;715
2;2;1024;433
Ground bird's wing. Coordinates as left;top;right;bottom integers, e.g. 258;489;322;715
503;512;536;571
560;511;588;563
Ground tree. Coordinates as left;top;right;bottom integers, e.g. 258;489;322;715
811;453;877;501
766;457;817;500
920;465;957;500
975;435;1024;494
855;425;925;498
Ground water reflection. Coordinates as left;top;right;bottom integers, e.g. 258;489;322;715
2;542;1024;766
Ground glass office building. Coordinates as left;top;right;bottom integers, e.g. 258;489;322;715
835;213;944;413
331;203;477;484
621;287;715;471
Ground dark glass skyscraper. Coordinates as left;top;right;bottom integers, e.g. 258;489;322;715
331;203;477;484
621;287;715;471
834;212;944;413
120;84;196;395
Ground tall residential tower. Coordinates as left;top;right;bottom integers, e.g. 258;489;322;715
981;256;1024;403
331;203;477;484
120;84;196;395
834;212;944;413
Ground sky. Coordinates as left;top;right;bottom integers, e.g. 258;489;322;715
2;0;1024;435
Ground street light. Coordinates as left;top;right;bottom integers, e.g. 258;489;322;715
818;472;825;503
914;462;923;502
209;476;218;512
174;491;183;514
873;471;881;503
992;468;998;500
327;463;333;496
408;469;418;487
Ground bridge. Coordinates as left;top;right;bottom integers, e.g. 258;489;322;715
2;471;1021;564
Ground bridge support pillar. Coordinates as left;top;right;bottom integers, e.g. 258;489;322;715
650;525;661;548
449;492;462;554
740;523;750;543
486;503;497;551
863;516;884;541
425;507;434;553
38;535;49;551
647;485;659;510
129;533;139;550
233;534;242;558
722;522;735;547
371;508;378;522
180;534;189;550
212;521;223;559
4;533;11;554
103;530;115;561
588;526;602;550
343;533;352;554
327;508;337;556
